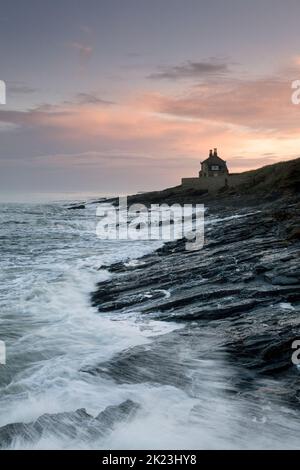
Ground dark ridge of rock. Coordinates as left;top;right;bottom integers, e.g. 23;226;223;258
0;400;140;449
89;197;109;205
95;399;140;426
0;422;36;449
287;227;300;241
0;408;92;449
67;204;86;210
81;339;192;389
124;158;300;211
143;288;247;313
99;259;157;273
33;408;92;440
156;299;260;322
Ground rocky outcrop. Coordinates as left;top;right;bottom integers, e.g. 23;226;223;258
0;400;139;449
125;158;300;210
67;204;86;210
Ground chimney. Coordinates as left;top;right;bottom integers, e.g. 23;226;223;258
209;149;213;157
213;148;218;156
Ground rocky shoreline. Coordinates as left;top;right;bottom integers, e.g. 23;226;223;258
90;201;300;411
1;158;299;449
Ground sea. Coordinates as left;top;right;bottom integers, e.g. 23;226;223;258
0;199;299;449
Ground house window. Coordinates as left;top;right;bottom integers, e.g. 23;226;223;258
211;165;219;170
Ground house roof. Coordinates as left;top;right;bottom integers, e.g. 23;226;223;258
201;154;227;166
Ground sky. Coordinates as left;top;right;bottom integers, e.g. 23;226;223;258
1;0;300;200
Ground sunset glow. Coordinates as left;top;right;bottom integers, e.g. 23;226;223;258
1;0;300;197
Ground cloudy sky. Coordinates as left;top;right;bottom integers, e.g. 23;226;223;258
1;0;300;200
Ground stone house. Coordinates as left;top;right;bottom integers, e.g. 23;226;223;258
181;148;247;192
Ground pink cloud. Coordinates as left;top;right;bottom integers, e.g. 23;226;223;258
1;67;300;178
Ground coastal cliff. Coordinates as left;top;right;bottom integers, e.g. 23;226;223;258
125;157;300;212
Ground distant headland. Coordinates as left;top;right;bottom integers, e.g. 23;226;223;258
121;155;300;212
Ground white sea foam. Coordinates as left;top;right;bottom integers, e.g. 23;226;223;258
279;302;295;310
0;203;169;428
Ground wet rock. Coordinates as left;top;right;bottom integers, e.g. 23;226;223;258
158;299;260;322
67;204;85;210
81;341;190;389
0;401;140;449
34;408;92;440
95;400;140;427
0;408;94;448
287;227;300;241
0;422;36;449
90;202;300;409
265;274;299;285
100;259;157;273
